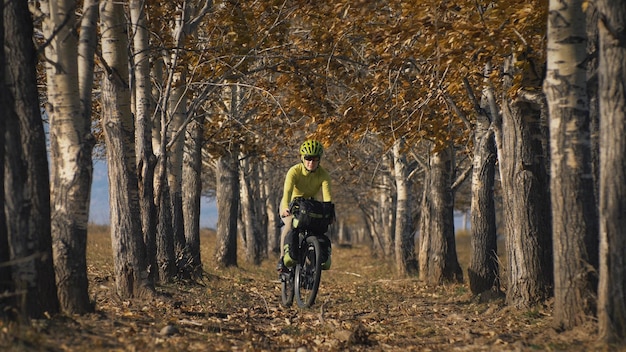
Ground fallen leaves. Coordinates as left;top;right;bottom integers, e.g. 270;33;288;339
0;231;603;352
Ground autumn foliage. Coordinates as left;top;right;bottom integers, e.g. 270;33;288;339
142;0;547;159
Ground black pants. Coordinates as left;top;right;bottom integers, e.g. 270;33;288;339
285;230;331;262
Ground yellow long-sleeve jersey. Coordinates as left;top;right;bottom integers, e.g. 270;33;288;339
280;163;332;213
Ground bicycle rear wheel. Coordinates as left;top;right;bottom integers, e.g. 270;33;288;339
280;269;295;307
295;236;322;308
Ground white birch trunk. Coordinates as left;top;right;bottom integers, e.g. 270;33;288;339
545;0;598;329
100;0;151;298
130;0;158;284
381;153;395;258
392;139;415;275
42;0;95;314
167;82;191;277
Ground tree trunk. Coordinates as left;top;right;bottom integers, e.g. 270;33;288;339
263;161;281;255
498;56;552;309
42;0;96;315
597;0;626;342
215;151;239;267
154;0;211;279
468;85;499;295
586;3;600;200
240;156;264;265
153;80;177;282
545;0;598;329
182;118;203;277
337;220;350;244
419;145;463;285
4;0;60;318
254;162;268;261
167;84;191;279
100;0;151;298
360;200;380;257
156;177;177;282
0;0;8;304
78;0;98;118
381;153;395;258
392;139;416;275
130;0;158;285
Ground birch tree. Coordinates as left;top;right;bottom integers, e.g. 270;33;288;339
41;0;97;315
167;82;192;278
150;0;212;281
392;139;415;275
544;0;598;329
100;0;152;298
380;153;395;258
130;0;158;284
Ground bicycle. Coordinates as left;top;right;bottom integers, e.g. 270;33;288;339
280;198;334;308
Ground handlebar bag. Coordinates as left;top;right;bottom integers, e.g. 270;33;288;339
291;198;334;234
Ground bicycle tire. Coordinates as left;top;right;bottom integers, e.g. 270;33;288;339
295;236;322;308
280;269;295;307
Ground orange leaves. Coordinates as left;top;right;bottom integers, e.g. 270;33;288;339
146;0;547;160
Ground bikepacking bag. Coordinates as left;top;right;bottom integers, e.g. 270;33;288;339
291;198;334;234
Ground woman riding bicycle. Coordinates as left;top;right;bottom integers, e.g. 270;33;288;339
277;139;333;272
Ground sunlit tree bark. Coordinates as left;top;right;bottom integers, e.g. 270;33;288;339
130;0;158;285
40;0;96;315
100;0;152;298
168;83;192;278
544;0;598;329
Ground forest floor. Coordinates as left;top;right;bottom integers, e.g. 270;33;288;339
0;226;617;351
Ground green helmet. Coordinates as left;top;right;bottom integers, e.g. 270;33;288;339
299;140;324;158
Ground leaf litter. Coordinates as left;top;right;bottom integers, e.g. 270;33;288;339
0;230;609;351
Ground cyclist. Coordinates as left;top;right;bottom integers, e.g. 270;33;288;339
277;139;333;272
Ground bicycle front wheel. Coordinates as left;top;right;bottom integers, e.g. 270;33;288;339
295;236;322;308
